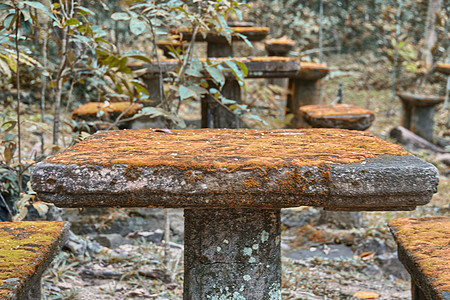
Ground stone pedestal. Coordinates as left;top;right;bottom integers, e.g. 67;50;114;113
287;79;322;128
184;209;281;300
398;93;444;141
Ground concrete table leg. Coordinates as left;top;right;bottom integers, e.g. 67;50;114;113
402;103;437;141
287;78;322;128
184;208;281;300
411;281;426;300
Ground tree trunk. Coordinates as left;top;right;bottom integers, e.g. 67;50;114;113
423;0;442;68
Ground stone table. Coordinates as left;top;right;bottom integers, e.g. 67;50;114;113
298;103;375;130
31;128;439;299
130;57;329;128
173;26;269;57
388;217;450;300
397;93;445;141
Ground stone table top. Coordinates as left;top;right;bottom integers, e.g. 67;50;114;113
31;129;438;211
173;26;269;43
298;104;375;131
388;217;450;299
436;63;450;75
397;93;445;107
129;57;329;80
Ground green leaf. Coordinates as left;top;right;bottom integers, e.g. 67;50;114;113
1;120;17;132
65;18;81;26
111;12;130;21
130;18;147;35
77;6;95;16
179;85;196;100
23;1;57;21
206;65;225;87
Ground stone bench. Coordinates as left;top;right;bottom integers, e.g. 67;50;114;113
388;217;450;300
72;102;143;132
30;128;439;299
298;103;375;130
173;26;269;57
397;93;445;141
0;221;69;299
130;57;329;128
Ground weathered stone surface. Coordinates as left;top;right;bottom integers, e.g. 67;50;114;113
389;217;450;300
298;104;375;131
31;129;438;211
184;209;281;300
0;221;69;300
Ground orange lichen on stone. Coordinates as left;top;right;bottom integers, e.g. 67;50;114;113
297;62;329;72
389;217;450;295
45;128;408;172
299;104;374;118
175;26;269;34
0;221;66;297
249;56;297;62
436;63;450;75
72;102;143;118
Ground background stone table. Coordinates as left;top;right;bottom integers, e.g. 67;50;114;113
173;26;269;57
31;129;439;299
397;93;445;141
131;58;329;128
298;103;375;130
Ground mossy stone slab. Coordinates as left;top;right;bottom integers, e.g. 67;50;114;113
389;217;450;300
31;128;438;211
0;221;69;300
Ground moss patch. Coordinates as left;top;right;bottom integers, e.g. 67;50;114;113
0;221;66;297
45;128;408;172
389;217;450;295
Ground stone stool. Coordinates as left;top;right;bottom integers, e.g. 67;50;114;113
0;221;69;299
264;38;295;88
264;38;294;57
388;217;450;300
436;63;450;75
72;101;143;132
397;93;445;141
298;103;375;130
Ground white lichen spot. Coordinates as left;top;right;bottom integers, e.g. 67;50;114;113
252;244;259;250
249;257;256;263
275;236;280;245
243;275;251;281
240;285;245;292
232;292;246;300
217;246;221;252
243;247;252;256
223;239;229;244
268;282;281;299
261;231;269;243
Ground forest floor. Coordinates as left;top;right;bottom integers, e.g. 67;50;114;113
2;54;449;299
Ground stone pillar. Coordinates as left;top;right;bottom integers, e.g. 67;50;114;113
208;42;233;58
184;208;281;300
287;78;322;128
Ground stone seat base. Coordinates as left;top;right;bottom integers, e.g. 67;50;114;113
0;221;69;300
388;217;450;300
298;104;375;130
